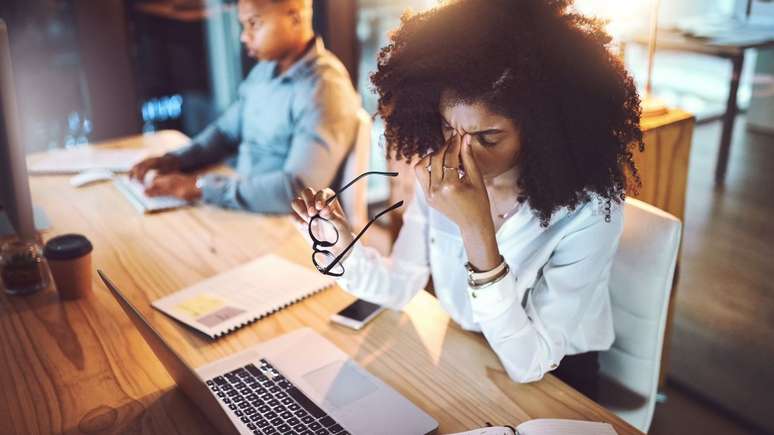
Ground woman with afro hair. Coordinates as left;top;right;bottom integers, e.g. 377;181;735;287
291;0;643;399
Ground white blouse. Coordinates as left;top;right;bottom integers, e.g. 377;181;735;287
336;186;624;383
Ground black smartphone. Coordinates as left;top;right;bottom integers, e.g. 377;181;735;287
329;299;384;330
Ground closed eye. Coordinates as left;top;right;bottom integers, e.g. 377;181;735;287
476;133;498;147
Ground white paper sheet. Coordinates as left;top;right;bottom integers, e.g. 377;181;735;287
28;147;148;174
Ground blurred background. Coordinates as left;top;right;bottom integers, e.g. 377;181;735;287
1;0;772;433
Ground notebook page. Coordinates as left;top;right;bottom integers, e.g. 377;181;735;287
445;427;515;435
516;419;617;435
152;255;334;338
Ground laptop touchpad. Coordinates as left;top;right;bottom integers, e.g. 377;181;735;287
302;360;378;410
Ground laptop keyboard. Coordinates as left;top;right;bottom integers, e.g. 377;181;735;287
206;358;350;435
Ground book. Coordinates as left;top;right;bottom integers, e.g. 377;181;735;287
113;175;189;213
152;254;334;338
447;419;618;435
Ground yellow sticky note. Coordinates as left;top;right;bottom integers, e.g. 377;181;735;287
175;293;225;318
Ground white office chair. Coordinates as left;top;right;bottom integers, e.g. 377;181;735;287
338;108;372;230
598;198;682;433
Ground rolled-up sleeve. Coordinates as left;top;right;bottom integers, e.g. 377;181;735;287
470;205;623;383
172;99;243;171
199;74;359;213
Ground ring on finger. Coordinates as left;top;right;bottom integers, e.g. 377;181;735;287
443;166;466;180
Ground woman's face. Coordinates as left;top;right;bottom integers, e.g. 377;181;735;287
439;90;521;179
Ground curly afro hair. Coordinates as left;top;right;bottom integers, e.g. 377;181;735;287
370;0;644;226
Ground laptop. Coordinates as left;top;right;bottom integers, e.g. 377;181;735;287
98;270;438;435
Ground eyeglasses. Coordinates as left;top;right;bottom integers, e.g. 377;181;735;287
309;171;404;276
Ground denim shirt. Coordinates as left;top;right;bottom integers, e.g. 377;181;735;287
173;38;361;213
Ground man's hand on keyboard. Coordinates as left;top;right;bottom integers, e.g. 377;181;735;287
129;154;181;181
145;173;202;201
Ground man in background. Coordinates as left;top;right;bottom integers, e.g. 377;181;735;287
130;0;361;213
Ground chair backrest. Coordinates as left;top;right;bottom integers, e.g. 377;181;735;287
599;198;681;433
338;108;371;230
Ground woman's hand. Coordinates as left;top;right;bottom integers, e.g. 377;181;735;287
415;133;491;232
415;134;501;271
290;187;355;256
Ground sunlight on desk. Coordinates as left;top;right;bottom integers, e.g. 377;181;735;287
404;290;452;366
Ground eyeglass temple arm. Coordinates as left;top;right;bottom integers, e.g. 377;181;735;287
323;200;404;274
324;171;399;206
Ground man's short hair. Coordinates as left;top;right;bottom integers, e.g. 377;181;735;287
271;0;312;7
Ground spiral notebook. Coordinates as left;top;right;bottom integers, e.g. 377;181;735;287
152;254;334;338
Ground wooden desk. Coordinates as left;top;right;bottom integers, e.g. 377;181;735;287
1;131;642;435
634;109;694;222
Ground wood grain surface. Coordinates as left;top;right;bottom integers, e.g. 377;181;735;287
635;109;695;222
1;131;643;435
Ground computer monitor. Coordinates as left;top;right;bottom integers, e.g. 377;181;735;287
0;18;38;240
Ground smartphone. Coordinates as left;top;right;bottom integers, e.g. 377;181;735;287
330;299;384;330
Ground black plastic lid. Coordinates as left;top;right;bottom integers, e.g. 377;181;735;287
44;234;93;260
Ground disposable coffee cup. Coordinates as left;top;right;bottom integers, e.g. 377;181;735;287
44;234;93;300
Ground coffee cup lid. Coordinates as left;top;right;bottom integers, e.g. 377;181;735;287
44;234;93;260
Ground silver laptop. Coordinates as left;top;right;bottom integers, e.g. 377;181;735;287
98;270;438;435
